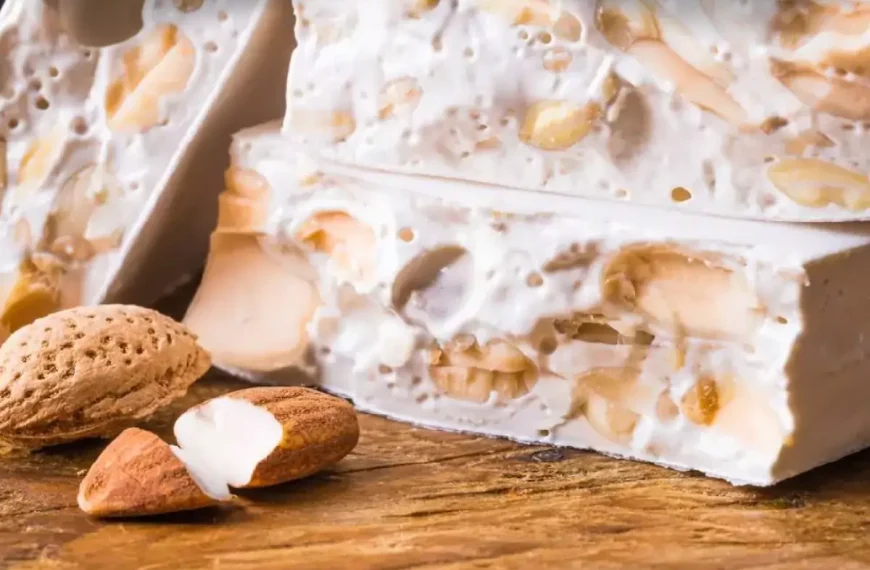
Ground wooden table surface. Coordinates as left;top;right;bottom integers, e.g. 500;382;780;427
2;284;870;570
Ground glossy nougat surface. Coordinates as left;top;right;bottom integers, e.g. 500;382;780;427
286;0;870;221
186;124;870;485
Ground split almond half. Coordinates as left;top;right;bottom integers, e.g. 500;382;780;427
78;428;222;518
172;387;359;493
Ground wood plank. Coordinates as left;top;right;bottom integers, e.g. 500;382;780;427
2;283;870;569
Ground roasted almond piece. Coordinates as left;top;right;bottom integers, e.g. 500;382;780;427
172;387;359;493
520;100;602;151
78;428;222;518
104;24;196;132
601;245;761;340
0;305;210;449
428;336;538;403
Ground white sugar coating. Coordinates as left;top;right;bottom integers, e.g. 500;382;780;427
185;123;870;486
284;0;870;221
0;0;294;338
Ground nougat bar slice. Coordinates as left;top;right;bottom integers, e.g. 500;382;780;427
186;123;870;485
0;0;294;339
286;0;870;222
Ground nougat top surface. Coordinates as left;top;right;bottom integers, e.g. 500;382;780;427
286;0;870;221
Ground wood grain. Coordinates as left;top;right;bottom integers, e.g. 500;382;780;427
2;282;870;570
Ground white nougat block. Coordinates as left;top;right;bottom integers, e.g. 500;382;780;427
185;123;870;486
285;0;870;222
0;0;295;339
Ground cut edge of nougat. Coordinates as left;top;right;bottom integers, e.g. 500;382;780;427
188;122;870;486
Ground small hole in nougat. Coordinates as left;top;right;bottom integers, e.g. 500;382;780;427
124;358;132;366
20;355;29;363
104;317;114;323
85;350;96;359
72;117;88;135
126;318;134;324
147;328;156;335
75;332;84;339
526;272;544;288
61;342;72;349
776;316;789;324
136;346;144;355
101;336;111;345
398;227;416;242
671;187;692;202
538;337;558;355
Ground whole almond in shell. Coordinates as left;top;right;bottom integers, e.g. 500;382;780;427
78;427;220;518
0;304;211;449
173;386;359;489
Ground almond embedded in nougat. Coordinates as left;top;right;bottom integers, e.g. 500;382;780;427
78;428;220;518
0;305;210;449
183;233;321;373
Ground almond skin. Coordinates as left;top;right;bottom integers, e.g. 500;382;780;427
0;304;211;449
218;387;359;487
78;428;219;517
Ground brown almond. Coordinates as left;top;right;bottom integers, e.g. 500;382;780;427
0;304;210;449
78;428;219;518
